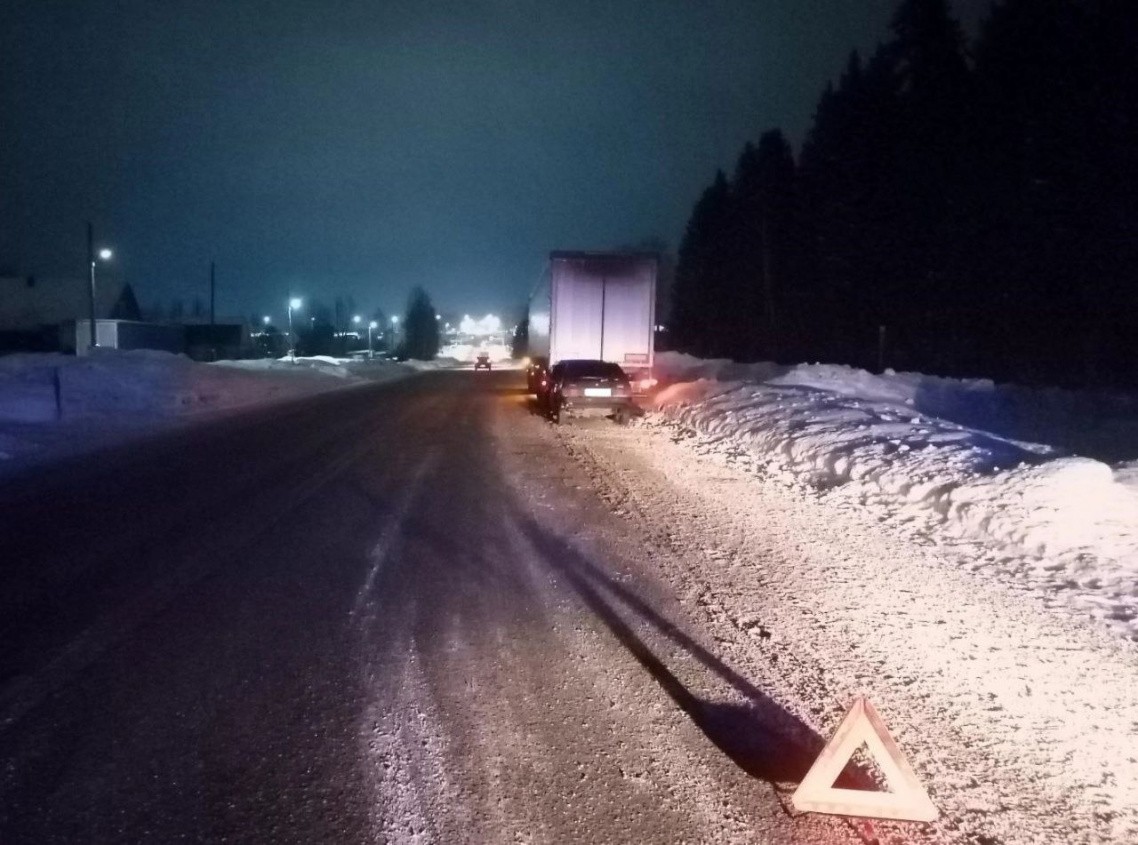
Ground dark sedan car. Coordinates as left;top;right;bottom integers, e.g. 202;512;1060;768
544;359;635;425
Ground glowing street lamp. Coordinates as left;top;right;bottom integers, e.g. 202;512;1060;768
352;315;365;355
86;222;113;349
287;296;302;360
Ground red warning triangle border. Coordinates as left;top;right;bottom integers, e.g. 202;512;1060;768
791;696;937;823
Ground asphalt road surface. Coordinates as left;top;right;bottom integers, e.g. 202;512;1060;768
0;370;861;844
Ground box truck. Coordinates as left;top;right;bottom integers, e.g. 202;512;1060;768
527;251;657;395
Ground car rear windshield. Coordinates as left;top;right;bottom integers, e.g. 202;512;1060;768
560;360;625;379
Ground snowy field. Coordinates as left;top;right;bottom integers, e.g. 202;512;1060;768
0;350;415;473
650;352;1138;640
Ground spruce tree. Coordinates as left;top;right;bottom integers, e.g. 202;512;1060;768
672;172;732;356
511;317;529;359
727;132;797;360
402;287;440;360
880;0;973;372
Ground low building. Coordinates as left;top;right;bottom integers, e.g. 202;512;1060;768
0;275;141;354
63;319;185;356
183;320;252;361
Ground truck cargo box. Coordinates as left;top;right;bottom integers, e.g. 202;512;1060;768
528;251;656;392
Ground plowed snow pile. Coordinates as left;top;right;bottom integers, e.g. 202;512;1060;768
651;353;1138;640
0;350;414;469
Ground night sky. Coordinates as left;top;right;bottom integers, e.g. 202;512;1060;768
1;0;989;324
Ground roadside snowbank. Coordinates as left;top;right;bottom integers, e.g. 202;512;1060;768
214;354;359;379
649;352;1138;639
402;356;465;370
0;350;414;469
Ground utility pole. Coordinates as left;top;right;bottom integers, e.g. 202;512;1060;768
87;222;97;348
209;261;216;324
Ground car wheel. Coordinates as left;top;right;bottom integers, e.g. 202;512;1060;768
613;407;629;426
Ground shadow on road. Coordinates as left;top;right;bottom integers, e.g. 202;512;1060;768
493;386;531;397
516;514;831;787
523;396;549;418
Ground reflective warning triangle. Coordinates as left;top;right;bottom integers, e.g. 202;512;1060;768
791;696;937;822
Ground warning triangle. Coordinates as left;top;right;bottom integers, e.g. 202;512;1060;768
791;696;937;823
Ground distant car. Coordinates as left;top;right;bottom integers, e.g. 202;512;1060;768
474;353;492;370
544;359;635;425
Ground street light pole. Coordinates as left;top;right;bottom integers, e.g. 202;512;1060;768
87;222;96;349
86;223;113;350
368;320;377;359
288;296;302;361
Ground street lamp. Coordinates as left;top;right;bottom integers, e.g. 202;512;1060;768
368;320;378;358
287;297;302;360
86;222;113;350
262;315;271;326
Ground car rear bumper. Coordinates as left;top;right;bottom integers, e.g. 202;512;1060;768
560;397;636;416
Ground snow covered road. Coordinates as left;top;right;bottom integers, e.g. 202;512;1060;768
0;372;857;844
1;368;1133;844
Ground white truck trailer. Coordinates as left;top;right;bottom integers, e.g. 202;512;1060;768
527;251;657;394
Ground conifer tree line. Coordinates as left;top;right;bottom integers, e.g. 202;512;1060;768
670;0;1138;387
401;285;441;361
